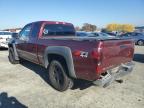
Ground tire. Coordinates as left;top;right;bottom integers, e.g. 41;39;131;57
137;40;144;46
8;47;19;64
48;60;73;91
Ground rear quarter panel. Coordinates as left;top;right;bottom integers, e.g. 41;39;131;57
37;39;100;80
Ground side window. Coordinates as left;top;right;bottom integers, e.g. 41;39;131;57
94;33;99;36
19;24;32;40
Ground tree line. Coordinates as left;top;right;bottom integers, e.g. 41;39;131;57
76;23;134;32
75;23;97;32
106;24;134;32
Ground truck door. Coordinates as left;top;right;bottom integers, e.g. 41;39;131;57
16;24;32;59
17;23;39;63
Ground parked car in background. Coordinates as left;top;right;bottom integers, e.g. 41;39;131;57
76;31;114;38
105;32;117;36
120;32;144;45
0;31;12;48
90;32;115;37
8;32;19;44
76;31;94;37
11;32;18;39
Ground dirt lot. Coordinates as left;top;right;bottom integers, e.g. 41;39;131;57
0;46;144;108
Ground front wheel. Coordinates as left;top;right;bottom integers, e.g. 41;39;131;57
48;60;73;91
8;47;19;64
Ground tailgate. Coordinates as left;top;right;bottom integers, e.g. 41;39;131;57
100;39;134;72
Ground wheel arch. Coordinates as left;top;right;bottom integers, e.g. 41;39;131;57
43;46;76;78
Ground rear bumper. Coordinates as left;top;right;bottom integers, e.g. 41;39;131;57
114;62;134;78
93;62;135;87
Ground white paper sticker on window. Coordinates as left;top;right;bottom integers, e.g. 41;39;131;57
43;29;49;35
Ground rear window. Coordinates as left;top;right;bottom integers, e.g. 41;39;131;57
42;24;75;36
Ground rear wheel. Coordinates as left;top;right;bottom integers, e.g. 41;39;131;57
48;60;73;91
8;47;19;64
137;40;144;46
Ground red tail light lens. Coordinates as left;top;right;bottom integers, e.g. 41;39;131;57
92;41;104;74
95;65;103;73
91;41;103;60
91;50;101;60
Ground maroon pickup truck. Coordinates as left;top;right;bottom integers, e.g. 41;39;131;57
8;21;135;91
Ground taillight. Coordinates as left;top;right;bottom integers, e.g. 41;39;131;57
91;50;101;60
95;66;103;73
91;41;103;61
91;41;104;74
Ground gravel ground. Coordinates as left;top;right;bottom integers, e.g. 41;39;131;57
0;46;144;108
